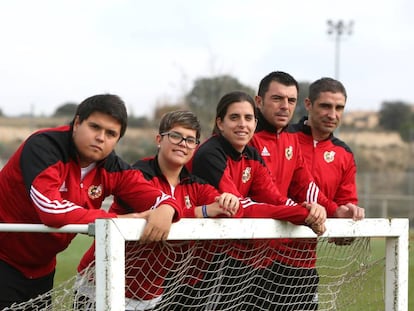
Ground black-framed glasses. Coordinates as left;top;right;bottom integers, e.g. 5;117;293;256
161;131;200;149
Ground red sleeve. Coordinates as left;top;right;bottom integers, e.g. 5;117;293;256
248;160;297;206
31;166;118;227
333;158;358;206
111;169;182;222
240;198;309;225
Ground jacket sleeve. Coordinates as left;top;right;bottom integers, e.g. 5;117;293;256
248;160;298;207
240;198;309;225
111;169;182;222
192;148;243;198
29;165;118;227
333;157;358;206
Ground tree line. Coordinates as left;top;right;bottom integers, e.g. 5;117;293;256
3;74;412;142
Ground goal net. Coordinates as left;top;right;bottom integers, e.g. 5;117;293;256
2;218;408;311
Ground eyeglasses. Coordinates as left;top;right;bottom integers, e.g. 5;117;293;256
161;131;200;149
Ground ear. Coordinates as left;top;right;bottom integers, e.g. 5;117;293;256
155;134;162;146
216;117;224;132
254;95;262;108
72;115;80;132
304;98;312;112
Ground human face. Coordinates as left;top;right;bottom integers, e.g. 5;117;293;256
216;101;257;153
72;111;121;167
255;80;297;132
304;91;346;141
157;125;198;168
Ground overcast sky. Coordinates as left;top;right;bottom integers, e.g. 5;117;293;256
0;0;413;117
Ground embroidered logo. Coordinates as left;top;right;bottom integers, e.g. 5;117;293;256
285;146;293;161
88;184;103;199
184;195;192;209
261;146;270;157
59;182;68;192
324;151;335;163
242;167;251;183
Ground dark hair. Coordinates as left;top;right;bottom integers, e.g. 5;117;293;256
72;94;128;138
308;77;347;103
213;91;256;135
159;110;201;140
257;71;299;98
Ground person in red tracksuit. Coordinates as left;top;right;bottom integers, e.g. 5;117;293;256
76;110;240;311
251;71;364;310
190;91;326;310
0;94;181;310
290;77;364;236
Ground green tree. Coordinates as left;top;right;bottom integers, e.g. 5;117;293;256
54;102;78;117
379;101;414;141
186;75;255;138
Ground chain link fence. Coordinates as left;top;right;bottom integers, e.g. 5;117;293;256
357;172;414;227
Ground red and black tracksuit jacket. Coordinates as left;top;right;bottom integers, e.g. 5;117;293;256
0;126;180;279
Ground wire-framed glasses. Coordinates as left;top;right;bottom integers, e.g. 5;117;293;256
161;131;200;149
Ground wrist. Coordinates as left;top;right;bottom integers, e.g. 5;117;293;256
202;205;208;218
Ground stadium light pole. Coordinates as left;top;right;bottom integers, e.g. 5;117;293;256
326;20;353;79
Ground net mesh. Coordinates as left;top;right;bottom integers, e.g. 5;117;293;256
3;237;385;311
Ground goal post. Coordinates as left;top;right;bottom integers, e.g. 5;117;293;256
0;218;409;310
93;218;409;311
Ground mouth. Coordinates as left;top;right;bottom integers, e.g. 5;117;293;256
234;131;249;137
275;114;289;120
323;121;337;127
172;148;187;156
90;145;103;152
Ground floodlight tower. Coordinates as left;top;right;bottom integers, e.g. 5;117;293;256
327;20;353;79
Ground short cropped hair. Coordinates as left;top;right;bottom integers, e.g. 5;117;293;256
257;71;299;98
73;94;128;138
159;110;201;140
308;77;347;103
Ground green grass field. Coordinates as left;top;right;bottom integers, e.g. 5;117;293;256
56;232;414;309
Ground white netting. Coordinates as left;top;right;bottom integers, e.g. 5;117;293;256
3;237;385;311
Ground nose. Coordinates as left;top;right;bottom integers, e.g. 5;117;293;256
238;117;248;127
280;98;289;109
327;107;336;119
96;130;105;142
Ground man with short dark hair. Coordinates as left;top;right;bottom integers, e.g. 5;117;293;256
250;72;363;310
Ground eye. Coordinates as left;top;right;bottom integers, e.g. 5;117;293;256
186;137;197;145
107;130;118;138
169;132;183;140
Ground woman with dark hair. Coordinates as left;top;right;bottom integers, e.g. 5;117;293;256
189;91;326;310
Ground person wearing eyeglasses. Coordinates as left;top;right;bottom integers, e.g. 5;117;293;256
75;110;240;310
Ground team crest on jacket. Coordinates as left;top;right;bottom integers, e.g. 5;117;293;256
285;146;293;160
184;195;192;209
324;151;335;163
242;167;251;183
88;184;103;199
